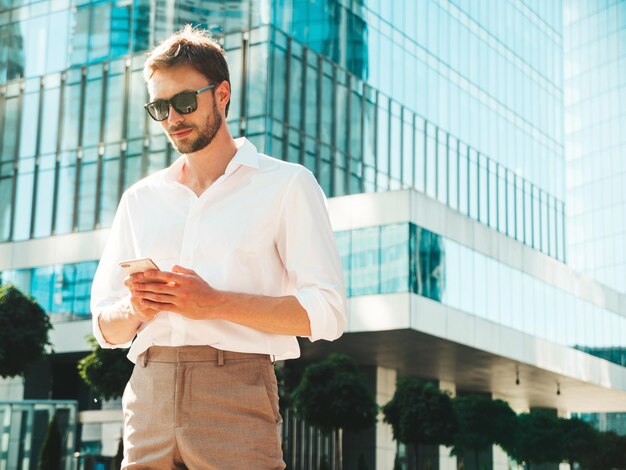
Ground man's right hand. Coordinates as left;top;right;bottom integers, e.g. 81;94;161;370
124;273;163;322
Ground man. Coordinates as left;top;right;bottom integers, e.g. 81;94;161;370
91;25;346;469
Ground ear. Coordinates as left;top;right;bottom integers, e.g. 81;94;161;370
215;81;230;113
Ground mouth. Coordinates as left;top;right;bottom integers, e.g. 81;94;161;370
170;128;193;139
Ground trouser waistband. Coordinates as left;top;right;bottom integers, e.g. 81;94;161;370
139;345;271;367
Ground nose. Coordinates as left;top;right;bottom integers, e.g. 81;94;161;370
166;104;184;126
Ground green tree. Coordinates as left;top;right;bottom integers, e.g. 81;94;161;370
508;409;565;467
583;431;626;470
559;417;599;468
292;353;377;469
0;284;52;378
451;395;517;468
382;377;457;469
38;413;62;470
77;335;133;400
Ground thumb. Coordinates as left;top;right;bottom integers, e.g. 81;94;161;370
172;265;196;275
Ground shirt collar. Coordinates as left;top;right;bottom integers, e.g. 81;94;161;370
226;137;260;174
163;137;259;183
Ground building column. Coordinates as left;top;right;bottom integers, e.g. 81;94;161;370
438;381;457;470
376;367;397;470
0;376;24;401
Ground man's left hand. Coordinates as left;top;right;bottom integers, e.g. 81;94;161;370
130;265;223;320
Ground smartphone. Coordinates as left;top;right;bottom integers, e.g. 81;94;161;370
119;258;160;275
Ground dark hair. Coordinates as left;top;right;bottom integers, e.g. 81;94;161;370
144;24;231;116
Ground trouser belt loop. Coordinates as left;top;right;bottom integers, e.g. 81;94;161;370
217;349;224;366
142;349;149;368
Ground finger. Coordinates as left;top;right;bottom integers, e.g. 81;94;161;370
172;265;196;275
142;270;178;282
133;282;174;294
136;292;176;303
139;298;176;310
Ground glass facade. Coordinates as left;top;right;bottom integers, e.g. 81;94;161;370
0;260;97;317
0;2;566;260
564;0;626;293
337;222;626;368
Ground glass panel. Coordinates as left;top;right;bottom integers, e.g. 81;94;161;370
104;64;125;144
458;142;468;214
381;224;409;293
516;176;524;242
304;57;318;138
437;129;447;204
19;89;39;159
40;86;60;155
99;144;120;228
32;154;55;238
61;72;82;151
70;6;90;65
414;116;425;193
76;147;97;231
335;72;348;154
524;181;533;246
13;157;35;240
389;103;401;188
541;191;549;255
417;228;445;302
448;137;458;210
351;226;380;296
498;166;507;234
468;148;478;220
478;154;488;224
507;171;516;238
31;266;54;312
89;3;111;61
54;151;77;234
270;42;286;122
402;109;413;188
376;96;389;178
288;49;303;130
320;63;333;144
82;67;103;148
425;123;436;199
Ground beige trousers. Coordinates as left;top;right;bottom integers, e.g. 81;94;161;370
121;346;286;469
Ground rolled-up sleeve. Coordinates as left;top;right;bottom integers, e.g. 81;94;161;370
90;192;136;349
277;169;347;342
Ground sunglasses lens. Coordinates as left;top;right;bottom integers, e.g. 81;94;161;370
172;92;198;115
146;100;169;121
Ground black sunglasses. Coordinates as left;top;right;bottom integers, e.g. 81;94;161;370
144;84;216;121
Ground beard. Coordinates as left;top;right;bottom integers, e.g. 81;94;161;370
168;101;223;154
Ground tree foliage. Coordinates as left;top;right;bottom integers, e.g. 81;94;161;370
77;336;133;400
583;431;626;470
451;394;517;458
0;284;52;378
292;353;377;434
382;377;457;448
559;417;600;467
508;409;566;465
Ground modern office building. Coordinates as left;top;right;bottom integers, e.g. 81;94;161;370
563;0;626;437
0;1;625;469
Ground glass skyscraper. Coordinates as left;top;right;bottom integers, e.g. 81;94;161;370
0;1;625;469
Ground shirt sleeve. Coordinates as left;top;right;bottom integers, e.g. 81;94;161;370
90;192;136;349
277;168;347;342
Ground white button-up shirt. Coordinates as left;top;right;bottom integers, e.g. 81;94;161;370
91;138;346;363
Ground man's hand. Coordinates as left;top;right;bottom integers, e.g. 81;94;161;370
124;273;169;322
129;265;222;320
129;265;312;336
